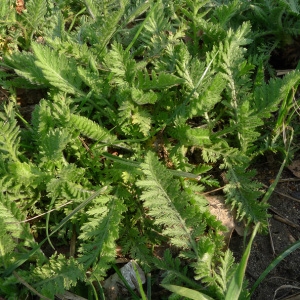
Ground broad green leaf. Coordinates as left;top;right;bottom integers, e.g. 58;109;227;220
225;223;259;300
161;284;214;300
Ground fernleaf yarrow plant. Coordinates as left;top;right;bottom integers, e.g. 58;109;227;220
0;0;299;299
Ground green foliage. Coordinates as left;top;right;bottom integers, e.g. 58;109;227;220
153;249;196;287
0;118;20;161
22;0;47;36
0;193;39;254
224;166;266;224
31;254;85;297
0;0;299;298
137;152;208;250
78;196;126;276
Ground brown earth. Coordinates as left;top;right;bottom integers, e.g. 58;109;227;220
230;164;300;300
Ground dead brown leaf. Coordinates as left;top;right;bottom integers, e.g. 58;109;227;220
16;0;25;14
288;160;300;178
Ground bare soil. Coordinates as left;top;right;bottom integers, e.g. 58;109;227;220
230;165;300;300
